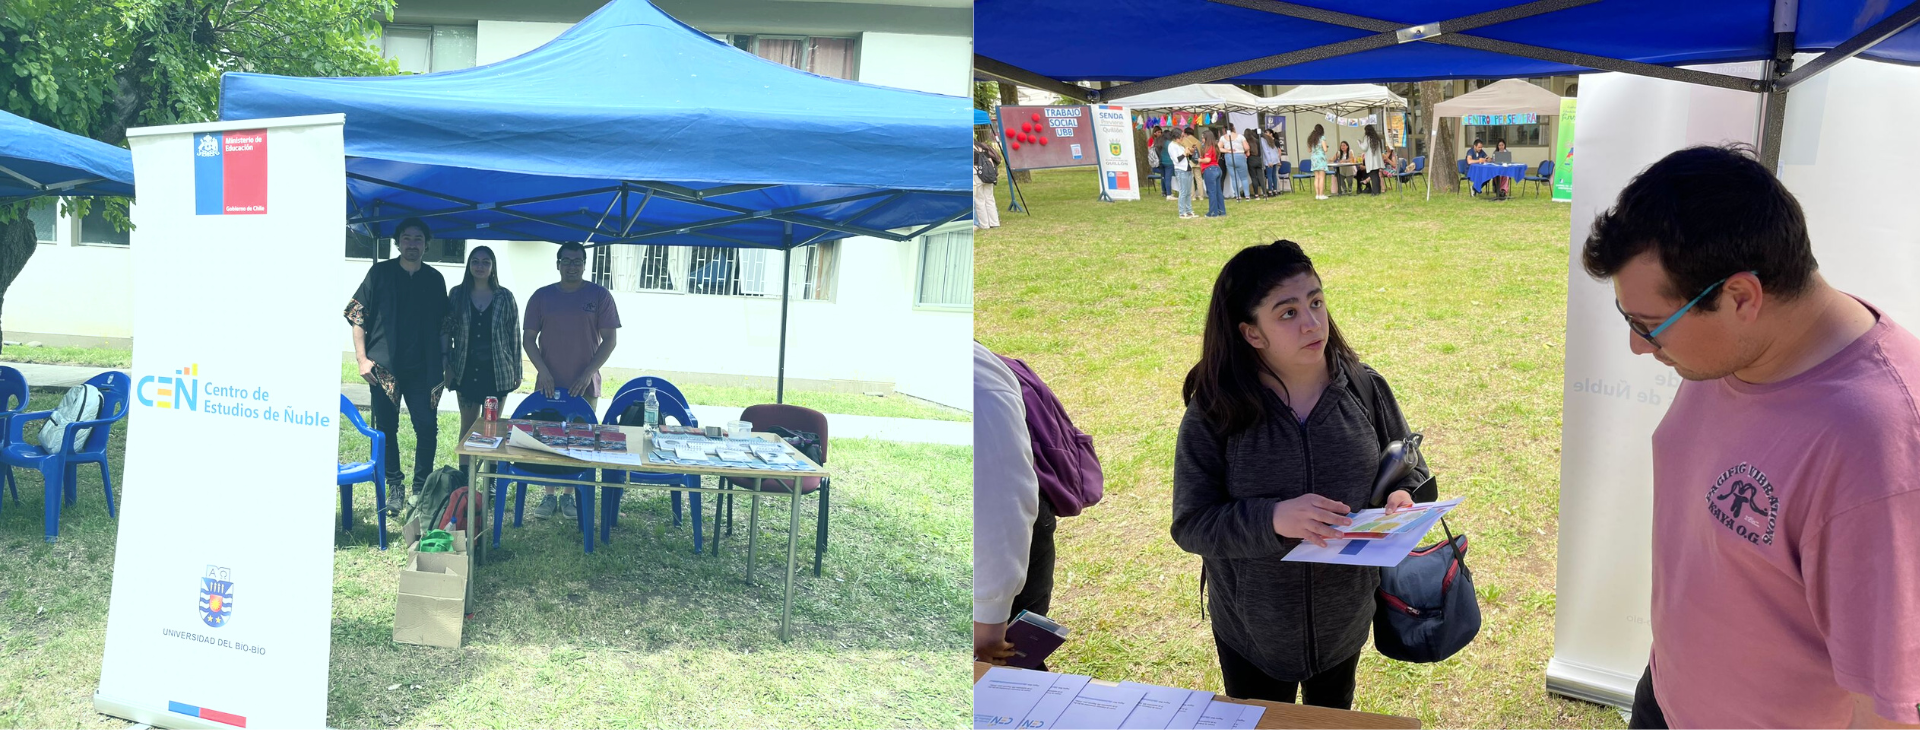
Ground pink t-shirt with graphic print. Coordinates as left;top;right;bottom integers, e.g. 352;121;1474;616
1649;297;1920;728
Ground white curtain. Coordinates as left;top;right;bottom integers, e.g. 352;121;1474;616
808;38;855;80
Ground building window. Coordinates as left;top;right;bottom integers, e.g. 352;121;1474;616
78;205;128;246
915;229;972;310
28;202;58;244
714;34;858;80
344;229;467;264
381;24;476;74
595;243;837;301
1469;123;1548;147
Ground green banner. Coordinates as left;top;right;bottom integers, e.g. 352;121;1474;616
1551;97;1576;202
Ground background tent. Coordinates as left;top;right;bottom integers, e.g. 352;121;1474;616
1116;83;1278;112
1427;78;1568;197
221;0;972;399
0;110;135;202
1264;83;1407;115
222;0;970;249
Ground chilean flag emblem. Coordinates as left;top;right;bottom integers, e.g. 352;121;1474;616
193;130;268;215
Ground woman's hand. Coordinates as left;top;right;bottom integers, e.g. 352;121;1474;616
1384;489;1416;515
1271;494;1354;548
974;621;1017;665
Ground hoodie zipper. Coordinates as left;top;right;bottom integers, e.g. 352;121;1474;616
1297;414;1320;677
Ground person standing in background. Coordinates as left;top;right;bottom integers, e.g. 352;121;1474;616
345;217;449;514
523;241;621;522
974;130;1003;229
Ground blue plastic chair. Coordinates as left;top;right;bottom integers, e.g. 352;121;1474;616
613;376;690;414
2;371;130;542
336;394;389;550
599;392;702;552
0;366;27;507
492;388;600;553
1273;160;1292;193
1523;160;1556;197
1290;159;1315;186
1457;158;1472;194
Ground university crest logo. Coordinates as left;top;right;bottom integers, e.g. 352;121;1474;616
199;565;234;628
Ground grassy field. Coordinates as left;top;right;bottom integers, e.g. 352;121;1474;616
0;392;971;728
0;346;131;369
977;169;1621;728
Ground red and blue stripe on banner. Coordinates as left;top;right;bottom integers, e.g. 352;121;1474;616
169;700;247;727
192;129;269;216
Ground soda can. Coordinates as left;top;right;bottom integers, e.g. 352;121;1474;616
484;396;499;422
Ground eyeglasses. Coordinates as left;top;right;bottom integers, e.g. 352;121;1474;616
558;258;586;266
1615;270;1757;348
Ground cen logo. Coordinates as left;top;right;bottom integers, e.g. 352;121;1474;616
137;364;201;411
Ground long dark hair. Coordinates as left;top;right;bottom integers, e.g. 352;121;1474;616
1182;240;1362;437
460;245;501;291
1363;124;1384;152
1306;124;1325;150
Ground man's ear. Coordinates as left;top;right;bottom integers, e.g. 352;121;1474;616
1723;272;1765;323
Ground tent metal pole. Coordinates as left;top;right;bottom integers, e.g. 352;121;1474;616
1757;4;1798;171
1777;0;1920;91
975;55;1093;103
777;226;793;405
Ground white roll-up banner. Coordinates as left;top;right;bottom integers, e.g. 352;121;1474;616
1091;104;1140;201
97;115;346;729
1550;57;1920;708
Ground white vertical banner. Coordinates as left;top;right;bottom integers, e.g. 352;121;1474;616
97;114;346;729
1548;65;1761;708
1090;104;1140;201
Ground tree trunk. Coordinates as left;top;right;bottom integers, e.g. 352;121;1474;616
997;82;1033;183
0;212;38;356
1417;80;1458;193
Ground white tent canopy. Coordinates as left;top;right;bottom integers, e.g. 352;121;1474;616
1428;79;1567;198
1264;83;1407;114
1120;83;1276;112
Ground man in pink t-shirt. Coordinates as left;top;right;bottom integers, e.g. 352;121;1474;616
1582;144;1920;729
523;241;621;521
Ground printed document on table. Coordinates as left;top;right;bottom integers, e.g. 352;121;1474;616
1018;673;1091;729
1164;689;1217;729
1050;680;1148;730
1228;704;1265;728
975;666;1060;729
1194;701;1254;729
1117;682;1194;729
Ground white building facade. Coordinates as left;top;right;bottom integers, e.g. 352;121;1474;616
12;0;975;409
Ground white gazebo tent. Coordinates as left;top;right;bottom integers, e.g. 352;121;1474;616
1426;78;1567;198
1122;83;1278;112
1263;83;1407;115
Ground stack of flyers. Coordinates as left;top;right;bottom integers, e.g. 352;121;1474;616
535;425;567;446
566;428;596;447
596;431;628;452
716;449;755;463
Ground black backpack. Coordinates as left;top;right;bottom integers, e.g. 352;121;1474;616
1348;362;1480;663
975;146;999;184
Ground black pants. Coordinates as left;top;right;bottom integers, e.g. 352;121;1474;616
1628;664;1668;729
1364;168;1383;194
1006;497;1058;669
370;372;439;492
1216;637;1362;710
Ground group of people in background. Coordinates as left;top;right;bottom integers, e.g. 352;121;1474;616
345;218;622;522
1148;121;1403;219
1149;123;1293;220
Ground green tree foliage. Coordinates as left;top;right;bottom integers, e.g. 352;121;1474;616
0;0;399;344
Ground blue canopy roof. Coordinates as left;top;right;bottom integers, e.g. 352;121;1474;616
977;0;1920;89
220;0;970;248
0;110;135;201
976;108;992;125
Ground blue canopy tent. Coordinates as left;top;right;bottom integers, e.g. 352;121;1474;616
976;108;993;125
219;0;971;400
0;110;135;202
975;0;1920;166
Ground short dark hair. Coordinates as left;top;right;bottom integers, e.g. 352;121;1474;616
1582;144;1816;310
1472;139;1484;146
394;217;431;239
556;241;587;262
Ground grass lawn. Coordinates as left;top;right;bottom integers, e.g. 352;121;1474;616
0;346;132;369
0;392;970;728
976;169;1621;728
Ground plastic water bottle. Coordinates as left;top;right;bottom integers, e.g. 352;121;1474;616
644;389;659;428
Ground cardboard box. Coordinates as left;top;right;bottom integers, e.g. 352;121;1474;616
393;519;471;648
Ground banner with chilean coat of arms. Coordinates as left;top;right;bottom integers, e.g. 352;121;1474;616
97;115;345;729
1089;104;1139;202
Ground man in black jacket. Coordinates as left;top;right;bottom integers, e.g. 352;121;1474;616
345;218;449;512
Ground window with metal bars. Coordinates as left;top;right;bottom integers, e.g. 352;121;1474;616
594;243;836;301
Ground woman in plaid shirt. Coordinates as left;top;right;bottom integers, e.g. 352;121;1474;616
445;245;524;471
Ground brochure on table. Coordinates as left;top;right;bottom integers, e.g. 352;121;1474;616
1283;498;1464;567
647;434;820;472
975;666;1264;730
507;424;643;466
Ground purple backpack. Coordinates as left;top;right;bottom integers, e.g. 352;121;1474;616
997;354;1103;517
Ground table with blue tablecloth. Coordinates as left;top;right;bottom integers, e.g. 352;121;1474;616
1467;162;1527;196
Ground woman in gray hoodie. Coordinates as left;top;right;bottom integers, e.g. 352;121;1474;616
1172;240;1426;709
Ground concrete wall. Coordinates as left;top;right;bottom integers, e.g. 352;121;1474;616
474;20;574;65
6;209;135;344
856;32;973;96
